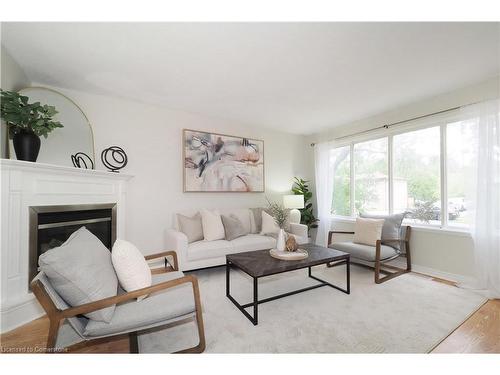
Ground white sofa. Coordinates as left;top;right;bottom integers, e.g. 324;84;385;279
166;208;309;271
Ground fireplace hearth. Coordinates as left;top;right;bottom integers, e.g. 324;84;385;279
28;203;117;286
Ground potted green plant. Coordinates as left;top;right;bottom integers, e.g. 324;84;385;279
291;177;319;233
1;89;63;162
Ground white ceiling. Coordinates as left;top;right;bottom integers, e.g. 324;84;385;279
2;22;499;135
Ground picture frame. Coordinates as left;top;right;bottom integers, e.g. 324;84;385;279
183;129;265;193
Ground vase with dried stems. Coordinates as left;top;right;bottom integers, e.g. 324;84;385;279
266;198;289;251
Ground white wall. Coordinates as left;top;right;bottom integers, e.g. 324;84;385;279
0;45;31;159
32;85;311;254
5;45;494;281
306;76;500;281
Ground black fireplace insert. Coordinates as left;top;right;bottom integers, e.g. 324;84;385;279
28;203;117;286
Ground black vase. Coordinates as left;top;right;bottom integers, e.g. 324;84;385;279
13;129;41;162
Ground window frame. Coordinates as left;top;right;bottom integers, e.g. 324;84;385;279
329;109;471;232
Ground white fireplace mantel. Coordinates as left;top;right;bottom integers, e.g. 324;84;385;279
0;159;133;333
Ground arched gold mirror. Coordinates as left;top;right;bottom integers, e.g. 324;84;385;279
9;87;95;167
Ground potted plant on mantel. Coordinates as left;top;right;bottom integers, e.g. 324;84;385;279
1;89;63;162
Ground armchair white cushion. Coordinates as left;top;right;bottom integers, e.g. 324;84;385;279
112;239;152;300
353;217;385;246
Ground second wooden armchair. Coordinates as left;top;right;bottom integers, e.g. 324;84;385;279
327;226;412;284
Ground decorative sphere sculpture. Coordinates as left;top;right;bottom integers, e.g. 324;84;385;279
101;146;128;172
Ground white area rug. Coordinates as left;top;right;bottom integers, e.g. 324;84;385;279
137;265;486;353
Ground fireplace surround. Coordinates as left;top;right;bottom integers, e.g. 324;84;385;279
1;159;132;333
28;203;117;287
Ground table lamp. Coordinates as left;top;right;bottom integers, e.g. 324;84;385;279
283;194;304;224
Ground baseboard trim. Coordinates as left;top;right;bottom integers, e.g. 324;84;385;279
1;295;44;334
388;258;475;285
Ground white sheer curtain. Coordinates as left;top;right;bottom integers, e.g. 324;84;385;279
462;99;500;298
314;141;335;246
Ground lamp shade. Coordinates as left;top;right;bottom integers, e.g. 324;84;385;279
283;194;304;209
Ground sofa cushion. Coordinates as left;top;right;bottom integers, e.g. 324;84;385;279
221;214;248;241
84;271;195;338
177;213;204;243
38;227;118;322
329;241;399;261
200;209;225;241
360;212;406;250
187;239;233;261
250;208;264;233
230;234;276;253
222;209;252;234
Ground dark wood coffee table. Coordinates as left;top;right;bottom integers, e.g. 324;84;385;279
226;243;350;325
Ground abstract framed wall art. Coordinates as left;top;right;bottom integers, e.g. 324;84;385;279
183;129;265;192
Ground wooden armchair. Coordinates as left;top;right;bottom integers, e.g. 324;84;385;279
327;226;412;284
31;250;205;353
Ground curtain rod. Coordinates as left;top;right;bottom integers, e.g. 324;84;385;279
309;102;475;147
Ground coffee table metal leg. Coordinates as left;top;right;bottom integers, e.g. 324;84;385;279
226;262;259;325
309;260;350;294
253;277;258;325
226;260;230;297
346;258;350;294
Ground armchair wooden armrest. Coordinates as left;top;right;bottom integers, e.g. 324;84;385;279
55;274;196;319
144;250;178;271
328;230;355;245
30;271;206;354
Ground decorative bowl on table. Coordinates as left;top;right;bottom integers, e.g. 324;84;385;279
269;248;308;261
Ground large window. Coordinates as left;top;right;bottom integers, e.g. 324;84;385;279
393;127;441;224
329;115;479;229
354;138;388;215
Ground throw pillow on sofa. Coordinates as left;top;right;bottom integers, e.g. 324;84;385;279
200;209;225;241
38;226;118;323
261;210;280;235
177;212;204;243
221;214;248;240
112;239;152;301
352;217;385;246
221;215;248;241
250;207;264;233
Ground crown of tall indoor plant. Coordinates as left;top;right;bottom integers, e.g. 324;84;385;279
0;89;63;138
292;177;319;232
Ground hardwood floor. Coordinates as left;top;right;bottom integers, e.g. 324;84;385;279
1;274;499;354
431;299;500;353
0;316;130;353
